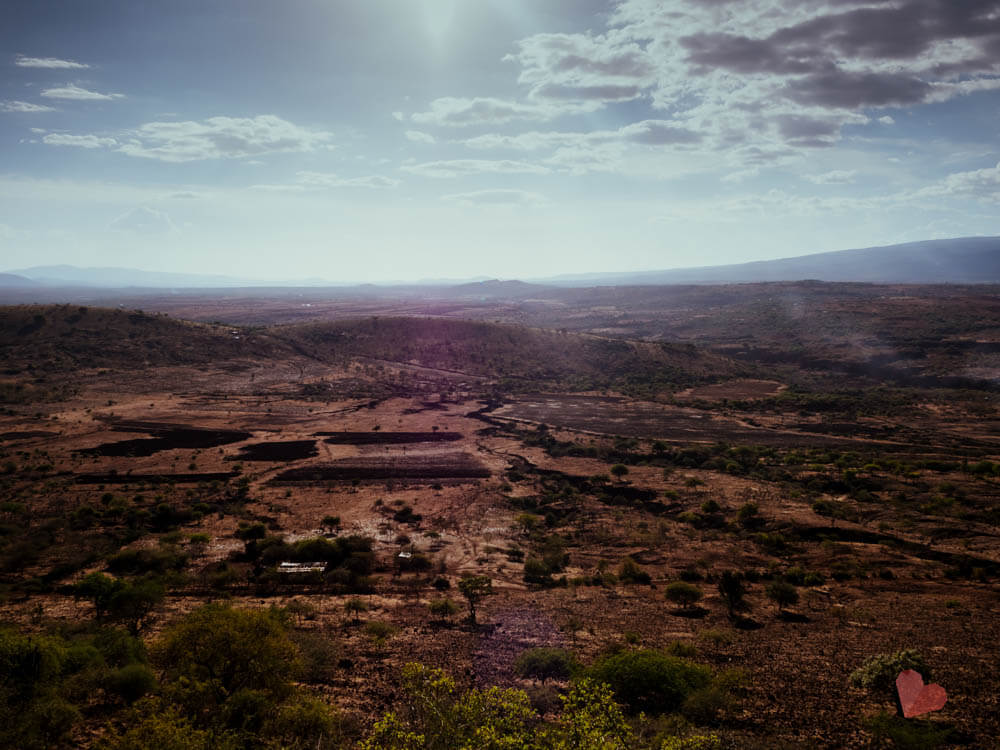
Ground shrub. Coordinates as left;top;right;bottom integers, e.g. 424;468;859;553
864;710;954;749
736;502;763;530
513;647;579;684
618;557;651;585
587;648;712;715
850;649;930;697
717;571;746;618
427;598;459;622
104;663;157;704
682;685;730;725
766;581;799;611
661;735;722;750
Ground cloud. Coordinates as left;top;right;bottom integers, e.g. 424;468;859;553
463;120;700;153
807;170;858;185
914;162;1000;203
443;189;546;206
507;32;657;105
42;133;117;148
412;97;558;127
117;115;332;162
401;159;550;178
252;171;400;191
108;206;176;234
15;55;89;69
878;115;895;125
597;0;1000;157
404;130;435;144
1;100;56;113
392;111;404;121
617;120;702;145
294;171;400;189
40;84;124;101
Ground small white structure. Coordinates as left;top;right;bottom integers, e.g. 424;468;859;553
277;562;326;574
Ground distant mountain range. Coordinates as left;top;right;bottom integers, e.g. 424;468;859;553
534;236;1000;286
3;236;999;291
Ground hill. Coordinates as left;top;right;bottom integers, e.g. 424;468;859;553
0;273;37;287
0;306;746;396
538;236;1000;285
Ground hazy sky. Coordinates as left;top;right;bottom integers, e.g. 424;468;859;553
2;0;999;282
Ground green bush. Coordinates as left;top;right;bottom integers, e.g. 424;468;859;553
864;711;954;749
618;557;651;585
105;663;157;703
850;649;930;697
587;648;712;715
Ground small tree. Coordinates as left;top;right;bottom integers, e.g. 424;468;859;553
321;515;341;534
610;464;629;482
73;571;121;621
427;598;459;624
457;575;492;626
514;647;579;684
109;578;165;636
766;581;799;613
665;581;703;612
345;597;368;625
717;571;746;619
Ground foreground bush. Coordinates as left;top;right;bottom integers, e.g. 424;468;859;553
101;603;342;749
362;663;633;750
587;649;713;715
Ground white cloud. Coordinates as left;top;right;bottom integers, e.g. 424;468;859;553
108;206;176;234
401;159;550;178
878;116;895;125
117;115;332;162
914;162;1000;203
40;84;124;101
295;171;400;189
506;32;657;106
0;100;56;113
392;111;404;121
411;97;565;127
16;55;89;69
42;133;117;149
252;171;400;191
807;170;858;185
405;130;435;144
443;189;546;206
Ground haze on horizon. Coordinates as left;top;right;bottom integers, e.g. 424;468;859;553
2;0;999;284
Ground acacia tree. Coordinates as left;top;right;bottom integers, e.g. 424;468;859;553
457;575;492;627
664;581;703;612
766;581;799;613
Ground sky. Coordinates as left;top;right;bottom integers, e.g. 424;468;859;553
1;0;999;283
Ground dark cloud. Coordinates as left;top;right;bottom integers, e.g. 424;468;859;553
772;0;1000;62
786;70;930;108
681;33;817;74
775;115;841;140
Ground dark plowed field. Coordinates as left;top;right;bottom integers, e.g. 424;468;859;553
77;427;252;457
318;431;462;444
496;395;865;447
233;440;318;461
270;454;489;482
72;471;240;484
